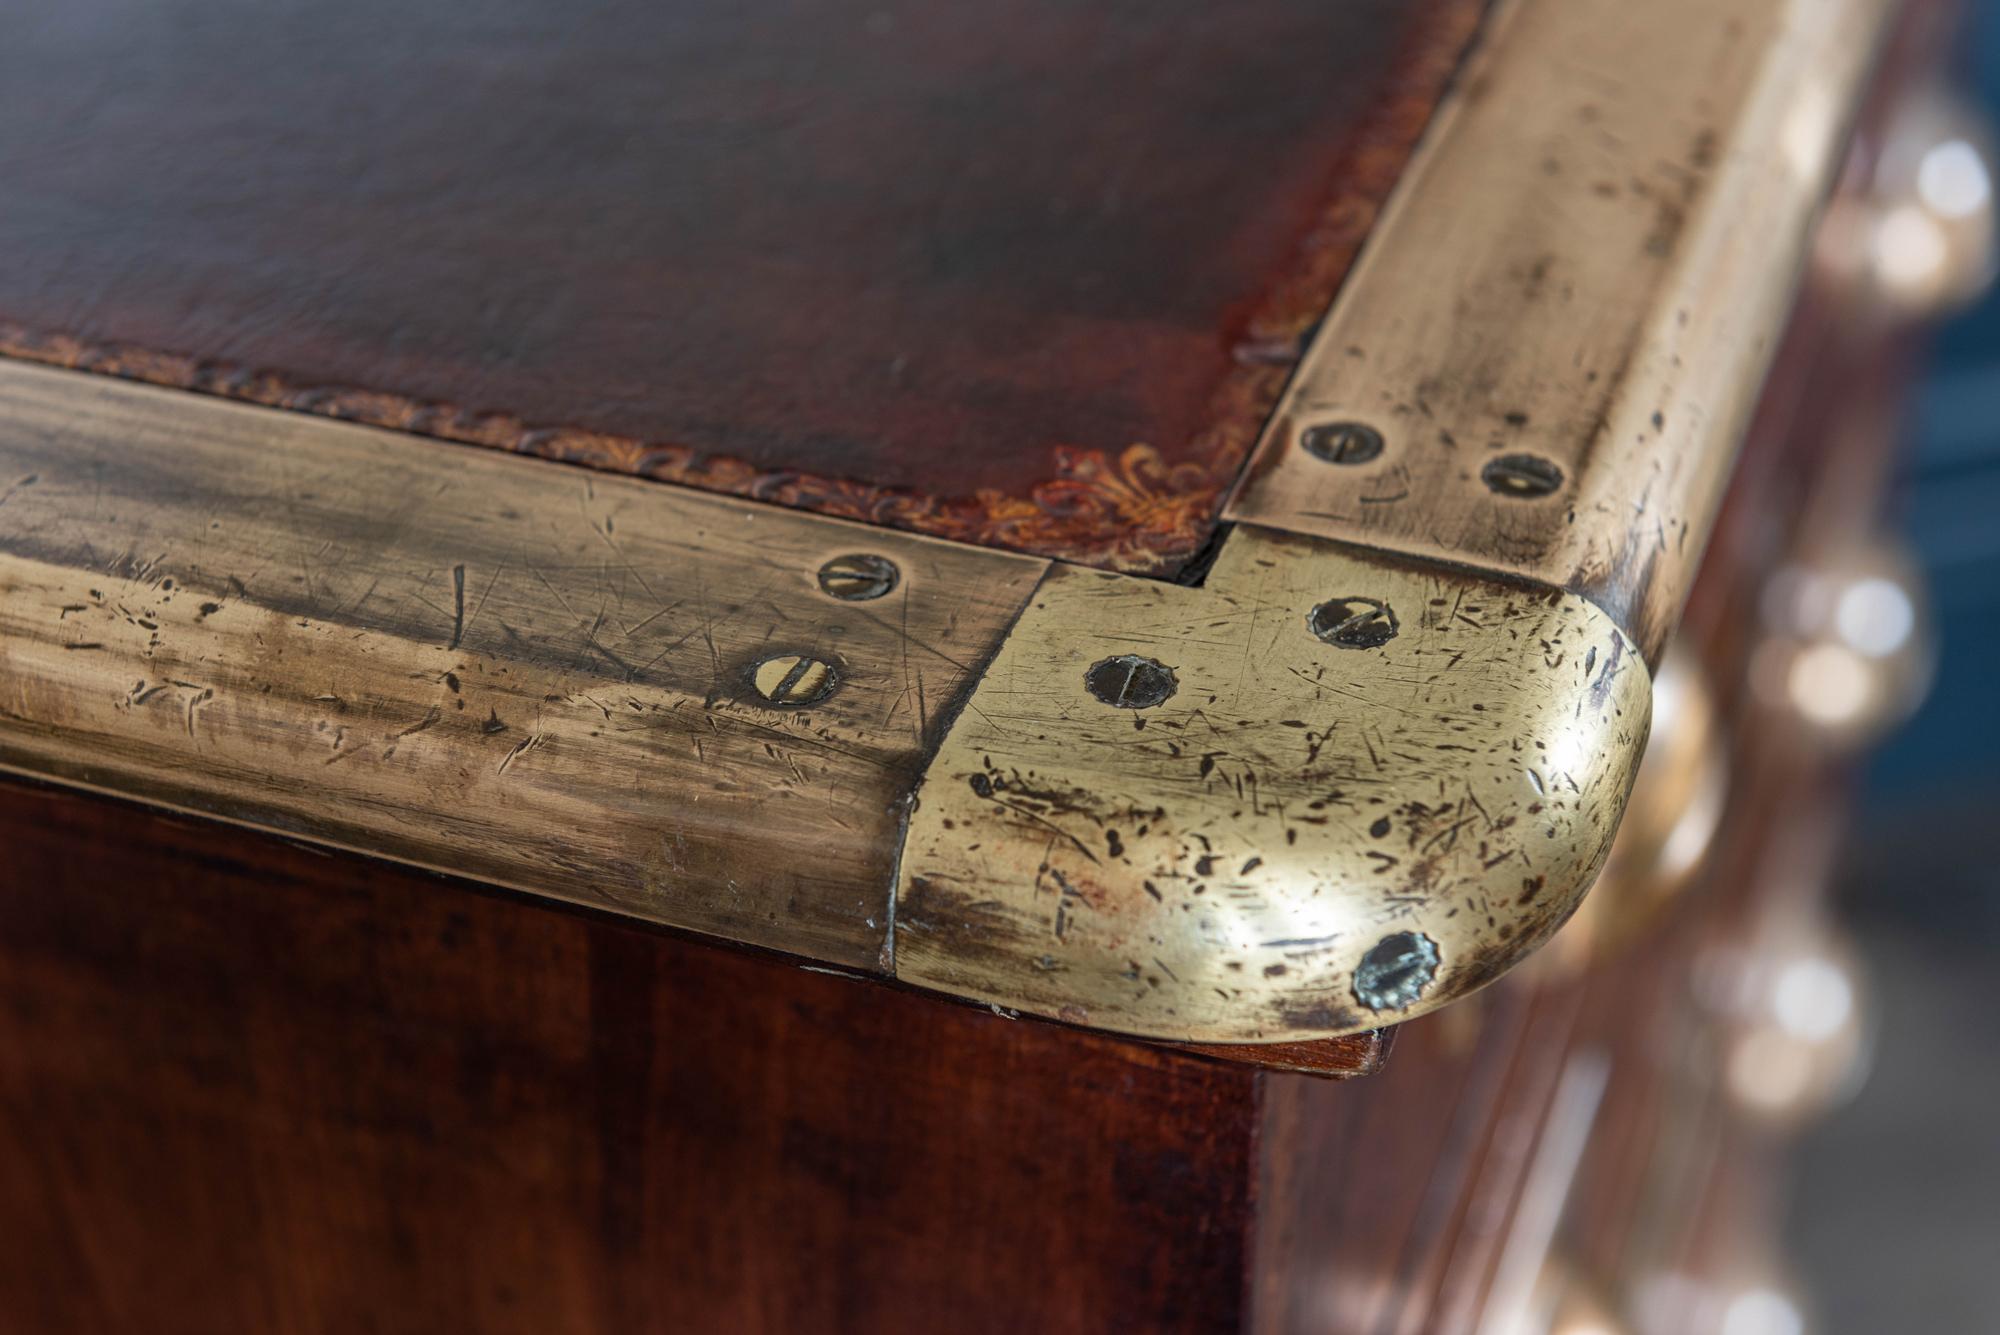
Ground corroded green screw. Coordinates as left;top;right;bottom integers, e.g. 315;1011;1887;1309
1353;931;1440;1012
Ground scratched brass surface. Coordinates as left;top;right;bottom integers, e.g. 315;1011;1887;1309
0;361;1657;1042
1224;0;1896;663
0;0;1890;1032
894;525;1651;1041
0;359;1045;969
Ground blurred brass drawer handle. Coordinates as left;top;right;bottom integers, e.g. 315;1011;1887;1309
1823;85;2000;318
1622;652;1729;904
1752;541;1935;750
1559;648;1728;965
1699;919;1872;1128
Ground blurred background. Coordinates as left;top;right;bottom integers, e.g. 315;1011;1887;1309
1787;4;2000;1328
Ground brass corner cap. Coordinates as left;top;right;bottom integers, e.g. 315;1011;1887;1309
891;526;1651;1042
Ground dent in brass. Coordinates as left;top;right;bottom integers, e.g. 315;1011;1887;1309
892;525;1651;1042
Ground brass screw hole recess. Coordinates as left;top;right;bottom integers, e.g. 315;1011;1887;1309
1309;597;1399;649
817;553;899;601
748;654;840;707
1084;654;1178;709
1481;453;1564;498
1353;932;1440;1011
1300;421;1385;465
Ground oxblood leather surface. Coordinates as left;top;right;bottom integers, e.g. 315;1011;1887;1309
0;0;1478;571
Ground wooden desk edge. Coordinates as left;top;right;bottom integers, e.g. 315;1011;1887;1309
0;0;1890;1057
0;360;1645;1055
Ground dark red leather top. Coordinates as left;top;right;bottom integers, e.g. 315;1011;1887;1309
0;0;1478;571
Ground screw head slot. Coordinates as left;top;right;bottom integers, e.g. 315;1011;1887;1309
1300;421;1385;465
1309;597;1399;650
817;553;900;601
1084;654;1178;709
1481;453;1565;498
749;654;840;707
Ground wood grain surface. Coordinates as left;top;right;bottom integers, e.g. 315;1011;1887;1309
0;777;1622;1335
0;360;1044;968
0;778;1260;1335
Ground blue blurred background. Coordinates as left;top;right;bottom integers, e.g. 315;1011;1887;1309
1866;42;2000;818
1788;5;2000;1328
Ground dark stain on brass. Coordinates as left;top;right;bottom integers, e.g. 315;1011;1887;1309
1300;421;1385;465
1481;453;1565;498
1309;597;1399;649
817;553;899;601
749;653;840;707
1353;931;1440;1011
1084;654;1177;709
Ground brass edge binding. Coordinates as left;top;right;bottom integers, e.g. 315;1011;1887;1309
0;0;1893;1046
0;359;1046;973
0;362;1647;1049
892;525;1651;1042
1223;0;1897;663
0;360;1643;1053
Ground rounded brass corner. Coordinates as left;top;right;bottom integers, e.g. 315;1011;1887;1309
891;525;1652;1042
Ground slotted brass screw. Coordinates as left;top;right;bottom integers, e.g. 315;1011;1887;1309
749;654;840;707
1309;597;1399;649
1084;654;1178;709
1482;453;1564;498
1300;422;1385;465
817;553;899;601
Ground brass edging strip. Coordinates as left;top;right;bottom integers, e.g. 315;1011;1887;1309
0;0;1892;1047
0;359;1045;973
1224;0;1897;663
0;358;1651;1050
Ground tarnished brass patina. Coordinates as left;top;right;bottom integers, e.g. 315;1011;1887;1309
894;526;1651;1042
0;360;1046;972
1225;0;1898;664
0;361;1651;1049
0;0;1909;1049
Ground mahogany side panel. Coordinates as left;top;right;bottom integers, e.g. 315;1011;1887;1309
0;779;1258;1334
